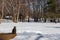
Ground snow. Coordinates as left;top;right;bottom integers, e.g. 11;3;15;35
0;22;60;34
11;32;43;40
0;20;60;40
11;33;60;40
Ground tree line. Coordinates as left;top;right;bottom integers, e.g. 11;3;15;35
0;0;60;23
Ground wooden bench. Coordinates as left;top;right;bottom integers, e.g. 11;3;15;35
0;26;16;40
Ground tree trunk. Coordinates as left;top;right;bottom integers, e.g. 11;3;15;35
44;18;46;22
16;0;20;23
0;15;2;24
34;17;38;22
57;18;59;22
28;16;30;22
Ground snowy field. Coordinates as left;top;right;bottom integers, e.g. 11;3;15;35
0;19;60;40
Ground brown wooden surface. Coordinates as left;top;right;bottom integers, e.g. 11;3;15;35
0;33;16;40
0;26;16;40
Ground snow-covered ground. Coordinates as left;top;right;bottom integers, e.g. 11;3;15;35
0;22;60;34
12;33;60;40
0;19;60;40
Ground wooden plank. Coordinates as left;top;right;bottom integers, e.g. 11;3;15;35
0;26;16;40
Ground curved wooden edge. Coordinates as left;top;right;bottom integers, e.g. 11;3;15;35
0;26;16;40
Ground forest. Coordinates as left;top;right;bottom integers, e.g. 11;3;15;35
0;0;60;23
